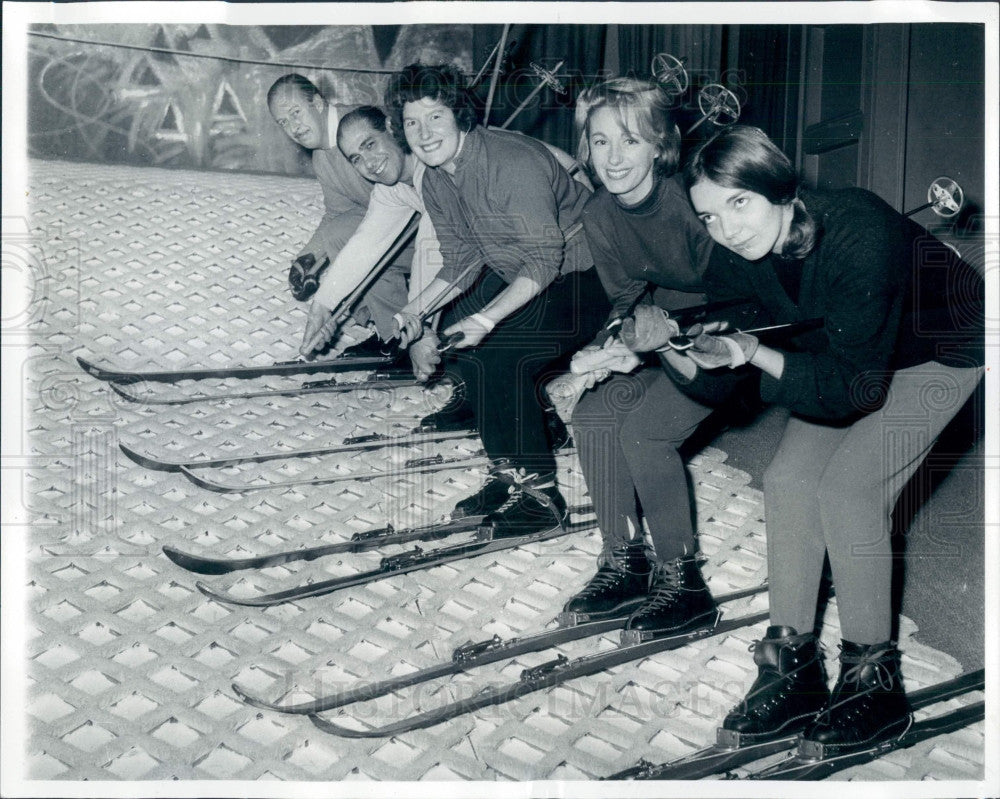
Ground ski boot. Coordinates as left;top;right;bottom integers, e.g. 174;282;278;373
450;460;519;520
479;471;567;539
558;540;651;625
620;556;718;644
719;625;829;748
799;641;912;758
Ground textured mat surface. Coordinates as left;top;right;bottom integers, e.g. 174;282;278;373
16;159;985;782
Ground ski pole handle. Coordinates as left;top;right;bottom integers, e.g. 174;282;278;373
667;317;824;351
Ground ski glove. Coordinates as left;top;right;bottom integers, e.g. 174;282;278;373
685;323;759;370
620;305;681;353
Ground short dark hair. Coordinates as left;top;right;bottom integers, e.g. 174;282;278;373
267;73;325;107
337;106;389;151
575;78;682;179
685;125;819;259
384;63;478;149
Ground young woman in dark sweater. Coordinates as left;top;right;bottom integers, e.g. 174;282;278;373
560;79;759;640
641;124;984;753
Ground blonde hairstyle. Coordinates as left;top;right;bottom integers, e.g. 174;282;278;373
575;78;681;179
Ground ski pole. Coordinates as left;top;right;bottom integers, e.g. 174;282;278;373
482;23;511;126
500;60;567;130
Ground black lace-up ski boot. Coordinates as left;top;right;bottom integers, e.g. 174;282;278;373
417;400;476;433
479;471;567;539
621;556;717;644
719;626;829;747
558;541;652;625
450;461;518;520
799;641;911;758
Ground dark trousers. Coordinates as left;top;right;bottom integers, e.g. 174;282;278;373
446;267;609;478
572;368;715;562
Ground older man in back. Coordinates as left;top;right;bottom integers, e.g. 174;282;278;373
267;74;410;355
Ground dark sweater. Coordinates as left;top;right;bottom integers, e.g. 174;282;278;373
685;187;984;422
581;173;715;322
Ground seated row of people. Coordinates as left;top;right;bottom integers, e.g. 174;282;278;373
267;65;984;758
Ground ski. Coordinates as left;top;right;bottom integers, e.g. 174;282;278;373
76;353;395;384
308;604;771;738
746;668;985;780
195;514;596;607
233;583;764;715
122;427;477;472
163;491;580;575
179;450;492;493
107;369;417;405
610;667;985;781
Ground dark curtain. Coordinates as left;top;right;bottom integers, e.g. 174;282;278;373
735;25;800;153
615;25;728;81
471;24;607;155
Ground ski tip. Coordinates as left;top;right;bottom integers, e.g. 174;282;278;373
163;545;229;575
308;713;376;739
76;355;105;379
232;682;273;710
120;443;174;471
180;466;236;493
108;381;142;403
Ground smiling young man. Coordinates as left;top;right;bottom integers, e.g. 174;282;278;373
300;106;449;385
266;75;410;353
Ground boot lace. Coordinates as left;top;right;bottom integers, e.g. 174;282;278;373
639;563;684;611
576;565;627;598
840;644;898;691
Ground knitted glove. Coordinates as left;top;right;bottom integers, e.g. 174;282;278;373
619;305;681;352
686;323;760;370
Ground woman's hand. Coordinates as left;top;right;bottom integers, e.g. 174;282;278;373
442;313;494;350
408;330;442;381
685;322;759;369
393;311;423;348
572;338;642;376
619;305;681;352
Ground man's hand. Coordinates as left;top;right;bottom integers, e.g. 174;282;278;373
619;305;681;352
289;251;330;301
393;311;424;348
300;300;337;356
442;314;494;350
409;330;442;381
685;322;760;370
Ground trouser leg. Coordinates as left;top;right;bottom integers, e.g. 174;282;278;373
474;269;608;476
764;362;982;643
573;368;714;561
619;371;715;561
815;362;982;643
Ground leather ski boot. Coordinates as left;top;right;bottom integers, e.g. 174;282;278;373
479;471;567;539
719;626;829;747
450;461;518;519
559;541;652;625
799;641;911;758
621;556;718;644
418;380;475;433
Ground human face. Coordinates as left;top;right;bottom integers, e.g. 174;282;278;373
587;106;658;205
401;97;464;172
339;119;407;186
688;178;793;261
269;90;326;150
